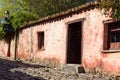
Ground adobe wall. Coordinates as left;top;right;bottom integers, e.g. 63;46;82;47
0;7;120;75
17;21;67;63
0;37;15;58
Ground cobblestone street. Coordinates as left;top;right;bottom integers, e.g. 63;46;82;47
0;57;45;80
0;57;120;80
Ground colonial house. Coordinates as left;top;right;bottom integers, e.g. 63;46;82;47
0;1;120;75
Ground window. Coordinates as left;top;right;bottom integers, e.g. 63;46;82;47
38;32;44;50
104;21;120;50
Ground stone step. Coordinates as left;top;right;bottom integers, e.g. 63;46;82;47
61;64;85;74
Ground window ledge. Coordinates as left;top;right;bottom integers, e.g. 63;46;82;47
102;50;120;53
37;48;45;51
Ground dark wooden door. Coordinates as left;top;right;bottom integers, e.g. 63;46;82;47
67;22;82;64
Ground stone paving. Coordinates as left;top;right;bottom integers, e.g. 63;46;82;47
0;57;120;80
0;58;45;80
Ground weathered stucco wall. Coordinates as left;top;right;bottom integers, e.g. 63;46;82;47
0;37;15;58
17;21;67;63
102;53;120;74
0;7;120;75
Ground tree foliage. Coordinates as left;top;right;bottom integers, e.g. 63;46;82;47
0;0;119;32
0;0;87;30
0;0;39;38
24;0;86;18
100;0;120;20
11;11;38;31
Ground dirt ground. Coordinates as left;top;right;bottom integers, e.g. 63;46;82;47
0;57;120;80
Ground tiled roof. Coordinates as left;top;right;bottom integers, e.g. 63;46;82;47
21;1;100;28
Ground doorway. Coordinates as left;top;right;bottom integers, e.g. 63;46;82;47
67;21;82;64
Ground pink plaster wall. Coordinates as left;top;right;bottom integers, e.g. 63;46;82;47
102;53;120;74
0;7;120;75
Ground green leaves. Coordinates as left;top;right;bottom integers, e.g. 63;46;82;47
100;0;120;20
25;0;86;18
114;9;120;19
11;11;38;31
0;24;5;38
0;0;88;38
0;0;87;27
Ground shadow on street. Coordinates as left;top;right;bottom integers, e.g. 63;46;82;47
0;58;46;80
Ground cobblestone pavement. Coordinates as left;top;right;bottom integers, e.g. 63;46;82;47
0;57;120;80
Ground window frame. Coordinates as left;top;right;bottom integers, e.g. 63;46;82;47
37;31;45;50
103;21;120;50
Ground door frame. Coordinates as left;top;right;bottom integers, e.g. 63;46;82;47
65;18;85;64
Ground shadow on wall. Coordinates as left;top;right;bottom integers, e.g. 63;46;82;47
0;31;16;57
0;58;46;80
3;30;19;59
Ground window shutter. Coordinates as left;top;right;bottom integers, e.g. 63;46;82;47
103;24;109;50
